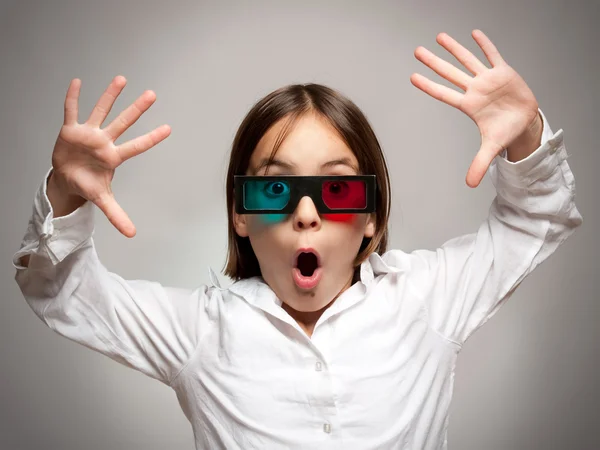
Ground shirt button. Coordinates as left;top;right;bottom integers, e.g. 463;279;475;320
42;222;54;237
323;423;331;433
315;361;322;371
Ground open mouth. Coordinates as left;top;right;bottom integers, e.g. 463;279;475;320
292;248;323;289
296;252;319;277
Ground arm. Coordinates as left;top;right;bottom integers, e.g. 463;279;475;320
13;168;213;386
403;31;583;344
390;110;583;345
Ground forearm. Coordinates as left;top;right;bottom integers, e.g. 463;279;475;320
18;170;87;268
425;123;582;344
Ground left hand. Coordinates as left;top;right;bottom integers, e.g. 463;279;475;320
411;29;541;188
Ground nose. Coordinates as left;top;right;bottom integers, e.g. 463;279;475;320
293;196;321;231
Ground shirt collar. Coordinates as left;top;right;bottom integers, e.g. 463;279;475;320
207;251;408;330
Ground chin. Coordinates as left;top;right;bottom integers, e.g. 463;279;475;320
288;290;321;305
289;286;336;311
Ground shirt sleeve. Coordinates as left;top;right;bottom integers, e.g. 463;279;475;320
401;108;583;346
12;167;213;387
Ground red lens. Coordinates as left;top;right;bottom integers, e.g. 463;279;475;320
321;180;366;209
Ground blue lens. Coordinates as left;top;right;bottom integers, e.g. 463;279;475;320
244;180;291;210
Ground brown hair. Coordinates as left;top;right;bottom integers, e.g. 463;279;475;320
223;83;391;282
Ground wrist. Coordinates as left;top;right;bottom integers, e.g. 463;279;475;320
47;171;86;217
506;110;543;162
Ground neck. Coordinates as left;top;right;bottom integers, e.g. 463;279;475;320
282;298;335;338
282;270;356;338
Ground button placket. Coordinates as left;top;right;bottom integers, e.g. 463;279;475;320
308;324;339;437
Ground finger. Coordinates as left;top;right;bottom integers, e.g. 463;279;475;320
410;72;463;109
472;29;505;68
64;78;81;126
116;124;171;162
465;145;500;188
103;90;157;141
414;46;472;91
94;193;137;238
86;75;127;127
435;32;488;76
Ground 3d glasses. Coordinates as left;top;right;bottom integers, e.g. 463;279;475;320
234;175;376;214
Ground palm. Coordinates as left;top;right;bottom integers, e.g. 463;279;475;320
411;29;539;187
53;126;119;201
463;65;537;149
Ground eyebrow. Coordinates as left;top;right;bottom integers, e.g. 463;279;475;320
251;157;359;175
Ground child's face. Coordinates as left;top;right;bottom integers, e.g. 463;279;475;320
233;113;376;313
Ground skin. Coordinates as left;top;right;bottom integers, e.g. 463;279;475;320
233;112;376;337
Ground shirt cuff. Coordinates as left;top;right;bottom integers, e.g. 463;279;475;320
12;167;95;269
489;108;567;188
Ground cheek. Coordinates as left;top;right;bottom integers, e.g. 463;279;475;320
247;214;287;233
258;214;287;225
322;213;357;223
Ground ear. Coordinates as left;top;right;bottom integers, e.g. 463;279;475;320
233;201;249;237
364;213;376;239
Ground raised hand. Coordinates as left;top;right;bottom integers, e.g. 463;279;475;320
410;29;541;188
50;76;171;237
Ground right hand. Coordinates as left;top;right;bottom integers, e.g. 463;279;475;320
50;75;171;237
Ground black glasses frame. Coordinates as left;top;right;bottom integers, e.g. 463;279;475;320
234;175;377;214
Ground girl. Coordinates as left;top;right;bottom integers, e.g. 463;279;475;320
13;30;582;449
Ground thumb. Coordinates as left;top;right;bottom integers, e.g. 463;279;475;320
465;141;503;188
94;192;137;237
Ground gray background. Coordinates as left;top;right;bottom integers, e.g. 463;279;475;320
1;0;598;449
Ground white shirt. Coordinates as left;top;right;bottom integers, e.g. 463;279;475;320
13;108;583;449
